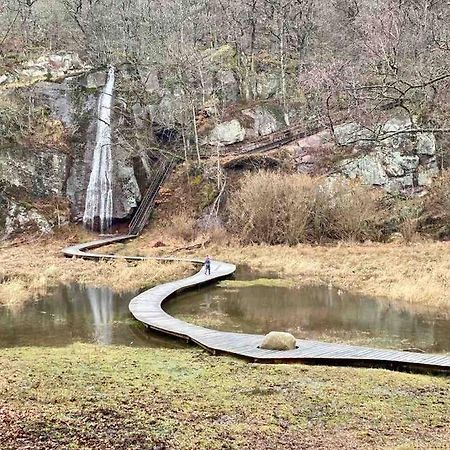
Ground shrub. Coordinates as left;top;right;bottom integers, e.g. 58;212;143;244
313;178;386;242
227;171;317;245
169;213;197;242
423;170;450;237
227;171;386;244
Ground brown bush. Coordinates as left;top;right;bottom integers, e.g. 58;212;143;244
227;171;386;244
313;178;386;242
227;171;317;245
423;170;450;237
169;213;197;242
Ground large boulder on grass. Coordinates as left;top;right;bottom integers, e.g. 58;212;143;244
260;331;297;351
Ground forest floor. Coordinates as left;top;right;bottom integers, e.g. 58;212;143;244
1;344;449;450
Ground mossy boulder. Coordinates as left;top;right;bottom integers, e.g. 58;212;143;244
260;331;297;351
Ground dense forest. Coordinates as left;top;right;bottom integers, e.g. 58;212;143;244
1;0;450;132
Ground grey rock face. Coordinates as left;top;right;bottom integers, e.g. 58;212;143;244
337;120;437;193
82;71;107;89
209;119;245;146
139;68;160;94
0;148;67;197
217;70;239;102
1;69;151;234
242;106;286;137
292;118;438;194
2;202;53;239
254;73;280;99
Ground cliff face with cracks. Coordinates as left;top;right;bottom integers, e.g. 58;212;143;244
0;50;446;238
0;59;144;238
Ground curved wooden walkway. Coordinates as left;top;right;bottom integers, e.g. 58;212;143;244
63;235;450;374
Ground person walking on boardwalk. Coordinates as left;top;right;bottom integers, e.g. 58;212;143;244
204;255;211;275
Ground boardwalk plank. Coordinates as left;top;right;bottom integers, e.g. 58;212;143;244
63;236;450;374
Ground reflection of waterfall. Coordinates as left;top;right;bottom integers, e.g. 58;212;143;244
83;67;115;232
86;286;114;344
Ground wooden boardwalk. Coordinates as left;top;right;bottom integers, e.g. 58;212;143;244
64;235;450;374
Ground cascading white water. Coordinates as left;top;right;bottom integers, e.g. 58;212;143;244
83;67;115;233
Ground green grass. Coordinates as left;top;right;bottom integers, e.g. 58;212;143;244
0;344;449;449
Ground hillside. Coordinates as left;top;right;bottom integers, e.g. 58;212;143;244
1;0;450;239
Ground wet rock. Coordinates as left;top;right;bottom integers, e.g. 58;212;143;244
209;119;245;146
260;331;297;351
112;150;141;219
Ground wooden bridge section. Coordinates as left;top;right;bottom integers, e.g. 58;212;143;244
226;123;320;155
63;235;450;374
128;158;174;236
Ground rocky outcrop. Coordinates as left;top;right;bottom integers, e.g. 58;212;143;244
0;68;151;236
260;331;297;350
292;118;439;194
0;148;67;198
242;105;286;138
2;202;52;239
0;52;89;86
208;119;245;146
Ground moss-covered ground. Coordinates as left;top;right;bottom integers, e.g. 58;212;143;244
0;344;449;449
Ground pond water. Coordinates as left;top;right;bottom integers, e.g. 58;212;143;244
0;284;180;348
1;271;449;353
166;281;450;353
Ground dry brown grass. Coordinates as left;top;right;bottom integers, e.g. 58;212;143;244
423;169;450;237
227;171;386;244
228;171;317;244
211;242;450;311
0;229;193;308
103;228;450;312
2;225;450;313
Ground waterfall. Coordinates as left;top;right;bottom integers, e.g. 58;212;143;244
83;67;115;233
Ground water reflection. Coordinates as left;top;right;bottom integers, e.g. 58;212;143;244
2;277;449;353
0;284;180;348
87;286;114;344
166;283;450;353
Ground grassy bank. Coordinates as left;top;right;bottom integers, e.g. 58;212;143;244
0;344;449;449
2;228;450;313
0;230;192;308
100;231;450;312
